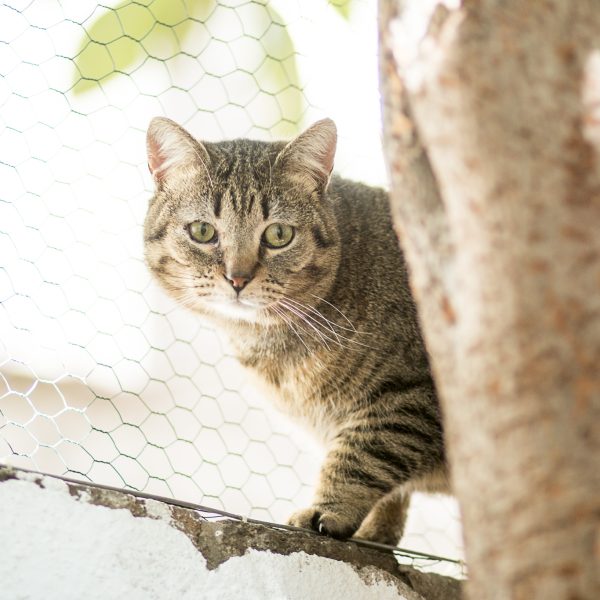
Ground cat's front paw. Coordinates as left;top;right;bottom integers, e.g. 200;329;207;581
288;506;356;539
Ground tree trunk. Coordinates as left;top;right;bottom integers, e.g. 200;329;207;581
379;1;600;599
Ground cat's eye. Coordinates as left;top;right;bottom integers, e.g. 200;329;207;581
188;221;217;244
262;223;294;249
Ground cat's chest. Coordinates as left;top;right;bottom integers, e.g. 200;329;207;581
242;351;343;443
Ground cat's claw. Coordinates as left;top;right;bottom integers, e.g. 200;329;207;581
288;506;356;540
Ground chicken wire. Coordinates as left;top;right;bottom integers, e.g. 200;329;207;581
0;0;464;577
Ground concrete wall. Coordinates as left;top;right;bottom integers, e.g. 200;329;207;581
0;466;460;600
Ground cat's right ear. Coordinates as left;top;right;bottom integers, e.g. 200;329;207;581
146;117;210;187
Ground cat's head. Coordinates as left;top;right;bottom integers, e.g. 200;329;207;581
144;117;341;326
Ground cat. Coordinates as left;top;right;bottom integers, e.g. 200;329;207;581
143;116;448;545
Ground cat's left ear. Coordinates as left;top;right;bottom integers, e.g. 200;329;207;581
275;118;337;193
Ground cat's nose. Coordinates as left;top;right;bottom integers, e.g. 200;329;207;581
224;272;253;292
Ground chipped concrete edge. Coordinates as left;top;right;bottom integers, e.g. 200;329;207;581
0;464;462;600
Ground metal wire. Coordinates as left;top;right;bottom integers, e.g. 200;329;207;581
6;464;465;569
0;0;465;579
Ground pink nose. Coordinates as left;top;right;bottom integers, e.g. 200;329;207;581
225;273;252;292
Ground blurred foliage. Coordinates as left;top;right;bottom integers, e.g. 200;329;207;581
73;0;354;127
73;0;201;94
329;0;353;20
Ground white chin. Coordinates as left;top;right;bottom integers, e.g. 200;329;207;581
207;299;261;322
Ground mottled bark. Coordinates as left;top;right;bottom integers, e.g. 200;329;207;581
379;1;600;599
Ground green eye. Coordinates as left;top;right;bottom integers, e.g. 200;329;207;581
188;221;216;244
262;223;294;248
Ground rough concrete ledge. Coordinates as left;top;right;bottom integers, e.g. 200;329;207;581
0;465;461;600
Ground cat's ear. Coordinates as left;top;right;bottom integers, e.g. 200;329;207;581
146;117;210;187
275;118;337;192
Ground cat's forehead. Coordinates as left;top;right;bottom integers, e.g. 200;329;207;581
201;139;298;222
207;139;282;184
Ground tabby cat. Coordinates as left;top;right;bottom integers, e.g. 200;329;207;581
144;117;448;545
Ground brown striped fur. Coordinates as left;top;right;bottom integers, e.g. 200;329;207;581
144;117;448;544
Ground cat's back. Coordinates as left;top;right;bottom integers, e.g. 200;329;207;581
327;175;416;321
329;175;390;223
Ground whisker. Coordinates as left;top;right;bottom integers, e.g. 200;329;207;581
279;298;379;352
165;274;211;284
280;301;363;352
171;294;204;311
167;286;212;296
275;304;325;349
310;293;358;332
268;305;312;355
278;301;333;351
275;305;336;363
281;295;356;334
279;299;340;347
271;306;327;370
160;272;213;290
278;283;372;340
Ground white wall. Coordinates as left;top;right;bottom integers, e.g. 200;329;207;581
0;472;419;600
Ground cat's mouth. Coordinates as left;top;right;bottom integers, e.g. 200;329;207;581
236;298;260;307
204;296;267;322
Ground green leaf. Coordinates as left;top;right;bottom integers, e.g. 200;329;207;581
71;0;305;132
86;8;122;44
73;0;193;94
115;3;154;41
329;0;353;20
182;0;216;21
107;37;145;73
76;41;114;81
261;5;303;131
150;0;188;25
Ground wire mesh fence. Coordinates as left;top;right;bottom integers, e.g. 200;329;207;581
0;0;464;578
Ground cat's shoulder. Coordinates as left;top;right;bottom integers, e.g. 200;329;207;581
329;174;388;201
328;175;391;224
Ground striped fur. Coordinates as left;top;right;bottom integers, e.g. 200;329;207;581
144;117;448;544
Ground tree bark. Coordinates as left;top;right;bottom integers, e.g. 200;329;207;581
379;1;600;599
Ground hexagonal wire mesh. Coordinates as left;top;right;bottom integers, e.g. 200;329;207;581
0;0;464;577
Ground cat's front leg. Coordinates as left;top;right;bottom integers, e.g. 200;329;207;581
287;438;392;538
288;387;445;540
353;486;411;546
